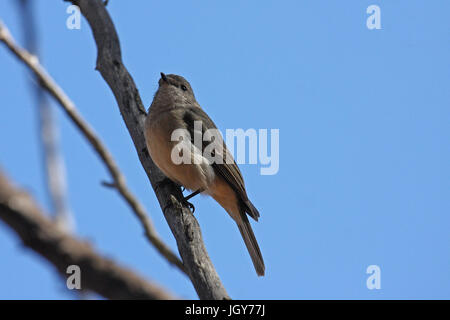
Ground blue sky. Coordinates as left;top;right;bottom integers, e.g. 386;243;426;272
0;1;449;299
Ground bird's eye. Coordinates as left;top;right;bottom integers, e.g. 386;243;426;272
181;85;188;91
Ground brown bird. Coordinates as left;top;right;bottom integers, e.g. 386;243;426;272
144;73;265;276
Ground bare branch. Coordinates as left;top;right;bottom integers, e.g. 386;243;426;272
16;0;75;232
66;0;230;299
0;170;176;300
0;20;185;274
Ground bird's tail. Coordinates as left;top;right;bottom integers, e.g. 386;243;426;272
236;212;265;276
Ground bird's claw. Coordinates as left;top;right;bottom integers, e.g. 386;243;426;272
162;194;195;214
182;198;195;213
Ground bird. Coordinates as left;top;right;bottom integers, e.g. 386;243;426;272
144;73;265;276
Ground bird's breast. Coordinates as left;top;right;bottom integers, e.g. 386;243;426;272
144;110;215;191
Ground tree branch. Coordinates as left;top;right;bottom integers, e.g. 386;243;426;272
66;0;230;299
0;170;175;300
0;20;184;274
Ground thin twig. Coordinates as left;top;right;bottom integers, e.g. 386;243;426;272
16;0;75;232
0;20;185;274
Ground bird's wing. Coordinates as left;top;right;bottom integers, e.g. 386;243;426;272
182;105;260;221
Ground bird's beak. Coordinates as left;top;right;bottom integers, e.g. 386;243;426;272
160;72;168;83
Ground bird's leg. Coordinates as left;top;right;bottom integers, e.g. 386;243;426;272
181;198;195;213
156;178;193;212
162;190;195;213
159;179;202;213
181;188;204;213
184;188;203;201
